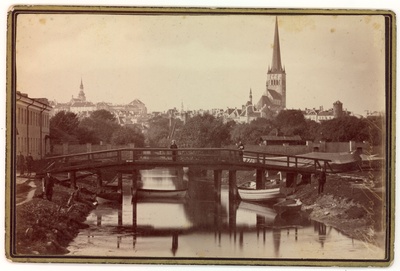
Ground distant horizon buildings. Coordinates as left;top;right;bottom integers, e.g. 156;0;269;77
50;79;148;126
47;18;381;125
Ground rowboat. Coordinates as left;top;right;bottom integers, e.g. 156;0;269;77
237;181;283;202
136;188;187;199
96;191;122;204
273;198;302;215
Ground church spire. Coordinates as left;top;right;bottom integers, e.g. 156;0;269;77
78;78;86;102
249;88;253;104
271;17;283;72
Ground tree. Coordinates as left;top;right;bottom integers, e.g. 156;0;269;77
111;126;145;146
79;110;119;144
230;118;275;144
146;116;171;147
75;126;98;144
177;114;231;147
90;109;116;122
303;119;321;141
274;110;307;137
49;111;80;144
318;116;369;142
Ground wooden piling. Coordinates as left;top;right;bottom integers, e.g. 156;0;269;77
96;170;102;188
286;172;296;187
131;170;138;200
256;169;265;189
213;170;222;202
302;173;312;184
118;172;123;203
70;171;76;189
228;170;237;201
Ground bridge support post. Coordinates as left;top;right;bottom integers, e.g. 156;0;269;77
118;172;123;203
228;170;238;201
301;173;312;185
97;170;102;188
286;172;296;190
131;170;138;200
70;171;76;189
213;170;222;202
256;169;265;189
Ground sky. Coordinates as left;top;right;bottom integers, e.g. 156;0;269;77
16;12;386;116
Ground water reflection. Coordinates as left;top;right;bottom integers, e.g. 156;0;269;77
68;168;385;259
314;221;328;248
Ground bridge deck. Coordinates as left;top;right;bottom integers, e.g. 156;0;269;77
41;148;332;174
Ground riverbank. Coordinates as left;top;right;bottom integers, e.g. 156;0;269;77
14;177;97;255
294;171;386;249
233;170;386;249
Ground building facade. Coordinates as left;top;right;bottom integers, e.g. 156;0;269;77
16;91;52;159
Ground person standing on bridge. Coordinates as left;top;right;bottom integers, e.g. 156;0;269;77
237;141;244;161
318;170;326;194
170;140;178;162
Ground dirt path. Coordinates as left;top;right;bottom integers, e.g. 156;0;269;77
15;177;39;206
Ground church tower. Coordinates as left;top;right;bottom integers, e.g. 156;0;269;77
78;78;86;102
249;88;253;104
256;17;287;116
266;17;286;109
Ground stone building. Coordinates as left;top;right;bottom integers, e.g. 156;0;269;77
16;91;52;159
303;100;350;123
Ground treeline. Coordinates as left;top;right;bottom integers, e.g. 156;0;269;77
148;110;385;148
50;109;384;150
50;110;145;147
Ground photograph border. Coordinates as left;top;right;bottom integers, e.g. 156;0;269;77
5;5;396;267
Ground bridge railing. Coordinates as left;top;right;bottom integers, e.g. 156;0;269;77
42;148;331;172
241;150;331;171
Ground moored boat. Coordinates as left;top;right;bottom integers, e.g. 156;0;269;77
136;188;187;199
237;181;283;202
273;198;302;215
96;191;122;204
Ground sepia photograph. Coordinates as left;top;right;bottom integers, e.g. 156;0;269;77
5;5;395;268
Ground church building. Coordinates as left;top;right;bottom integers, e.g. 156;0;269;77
256;17;287;116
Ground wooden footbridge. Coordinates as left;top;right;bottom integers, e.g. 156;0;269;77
40;148;332;201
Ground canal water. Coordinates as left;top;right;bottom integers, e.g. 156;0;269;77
67;168;384;260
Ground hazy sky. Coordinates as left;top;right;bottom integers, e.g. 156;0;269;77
16;13;386;115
